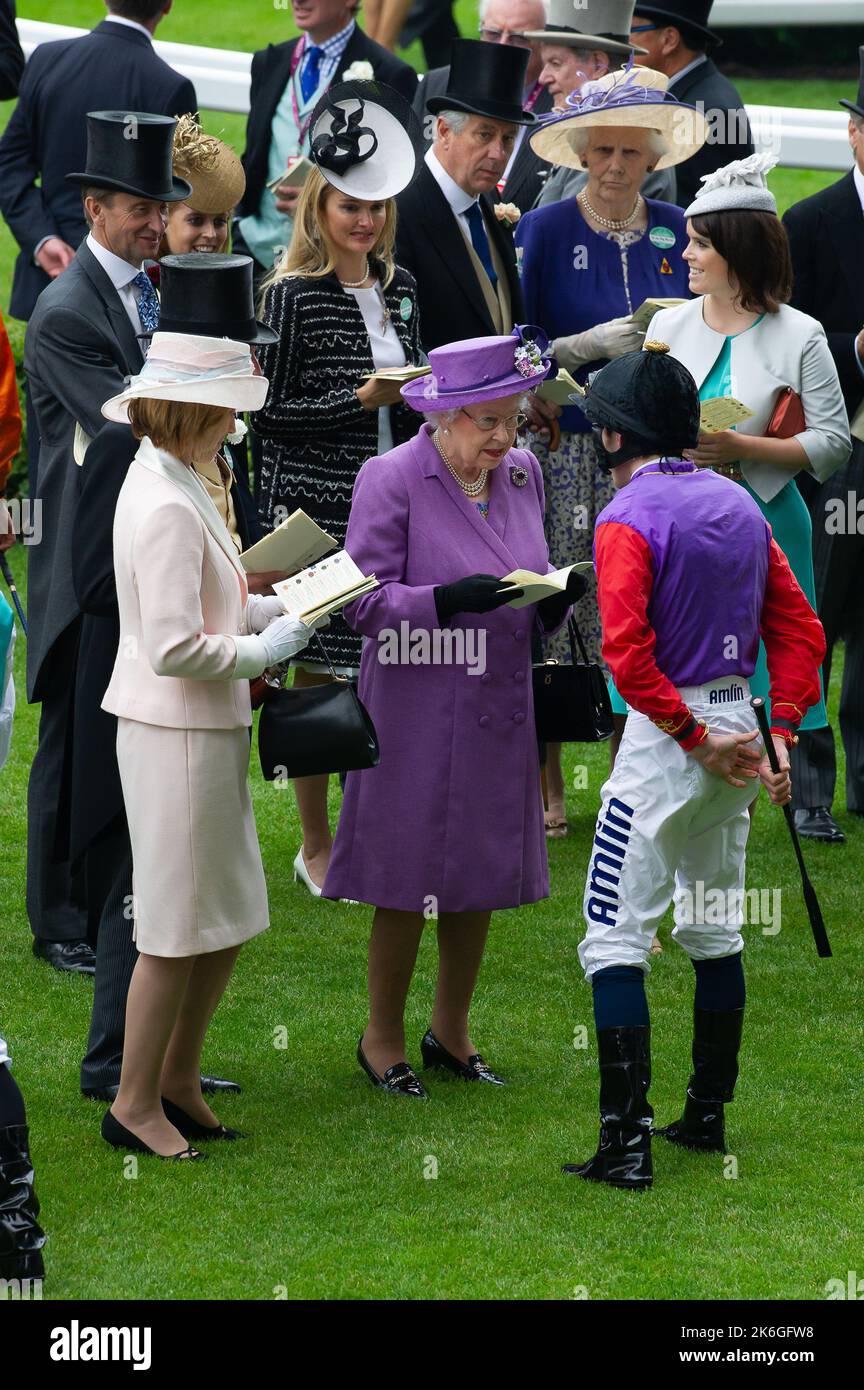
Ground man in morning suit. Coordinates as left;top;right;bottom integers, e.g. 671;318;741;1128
70;255;268;1100
396;39;529;353
413;0;554;214
23;112;189;976
630;1;753;210
236;0;417;279
0;0;196;488
0;0;24;101
782;49;864;844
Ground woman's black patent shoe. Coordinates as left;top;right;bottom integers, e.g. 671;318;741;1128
101;1109;206;1161
420;1029;506;1085
161;1097;246;1141
357;1038;428;1098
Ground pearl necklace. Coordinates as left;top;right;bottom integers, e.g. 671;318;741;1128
433;430;487;497
338;259;371;288
579;189;642;231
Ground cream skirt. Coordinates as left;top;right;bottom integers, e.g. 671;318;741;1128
116;718;269;957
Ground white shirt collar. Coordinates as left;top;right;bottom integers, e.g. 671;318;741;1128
103;15;153;41
667;55;708;89
425;147;477;216
852;163;864;216
86;232;143;288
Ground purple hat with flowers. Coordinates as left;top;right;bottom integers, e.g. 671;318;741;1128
400;325;552;412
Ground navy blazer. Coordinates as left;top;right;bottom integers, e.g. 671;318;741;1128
0;0;24;101
783;171;864;419
0;20;196;321
239;26;417;220
395;162;524;352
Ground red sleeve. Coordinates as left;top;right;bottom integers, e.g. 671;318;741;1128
761;538;826;739
595;521;705;751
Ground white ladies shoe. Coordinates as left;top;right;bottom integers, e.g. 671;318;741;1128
293;848;323;898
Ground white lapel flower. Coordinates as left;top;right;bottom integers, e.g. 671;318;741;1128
494;202;522;227
343;60;374;81
227;417;248;445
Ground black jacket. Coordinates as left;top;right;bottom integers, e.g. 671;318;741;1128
413;70;554;212
0;20;196;321
667;57;753;210
783;171;864;420
396;163;524;351
239;27;417;221
67;423;262;863
0;0;24;101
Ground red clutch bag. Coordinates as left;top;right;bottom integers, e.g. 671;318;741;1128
766;386;806;439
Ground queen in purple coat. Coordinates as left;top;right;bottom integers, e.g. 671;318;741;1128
324;328;585;1099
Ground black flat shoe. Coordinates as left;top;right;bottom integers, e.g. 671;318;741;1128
356;1038;428;1098
161;1097;246;1141
83;1074;239;1102
420;1029;506;1085
101;1109;206;1161
200;1075;241;1095
32;939;96;975
792;806;845;843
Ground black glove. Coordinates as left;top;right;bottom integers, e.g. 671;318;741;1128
434;573;522;625
536;568;588;629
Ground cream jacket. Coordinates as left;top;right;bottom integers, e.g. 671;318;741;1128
647;299;852;504
102;437;268;730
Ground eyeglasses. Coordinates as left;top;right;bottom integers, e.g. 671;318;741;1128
478;26;534;49
460;408;528;433
630;22;659;32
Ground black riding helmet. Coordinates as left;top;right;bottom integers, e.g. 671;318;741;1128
581;341;702;470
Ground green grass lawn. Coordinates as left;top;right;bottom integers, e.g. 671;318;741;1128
0;546;860;1301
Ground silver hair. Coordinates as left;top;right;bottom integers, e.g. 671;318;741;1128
569;126;669;161
437;109;472;136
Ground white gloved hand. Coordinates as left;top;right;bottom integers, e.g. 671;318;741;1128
245;593;284;633
257;614;312;666
553;316;645;370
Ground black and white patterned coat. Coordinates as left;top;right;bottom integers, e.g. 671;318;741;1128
252;264;423;667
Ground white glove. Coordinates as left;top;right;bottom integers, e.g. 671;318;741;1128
245;593;284;634
257;614;312;666
553;317;644;371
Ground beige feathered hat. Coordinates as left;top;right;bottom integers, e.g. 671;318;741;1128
171;115;246;214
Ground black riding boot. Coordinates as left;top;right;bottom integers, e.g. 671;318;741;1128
0;1124;46;1280
563;1026;653;1190
656;1007;744;1154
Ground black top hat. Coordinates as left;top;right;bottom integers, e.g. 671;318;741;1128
66;111;192;202
151;254;278;345
632;2;720;49
840;46;864;121
426;39;536;126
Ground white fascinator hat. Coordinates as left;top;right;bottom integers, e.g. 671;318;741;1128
308;79;424;200
685;152;779;217
101;333;269;422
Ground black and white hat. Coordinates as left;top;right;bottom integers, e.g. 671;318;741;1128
309;80;424;200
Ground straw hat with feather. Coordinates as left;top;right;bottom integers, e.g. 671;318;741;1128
171;115;246;214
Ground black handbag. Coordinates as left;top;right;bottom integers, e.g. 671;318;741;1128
532;616;614;743
257;634;380;780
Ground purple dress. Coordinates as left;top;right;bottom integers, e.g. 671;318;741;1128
323;424;560;914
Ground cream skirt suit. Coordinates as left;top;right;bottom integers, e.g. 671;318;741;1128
102;438;274;957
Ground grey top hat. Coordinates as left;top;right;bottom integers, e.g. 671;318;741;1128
685;152;778;217
523;0;648;58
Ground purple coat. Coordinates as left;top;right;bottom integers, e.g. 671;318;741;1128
323;424;558;913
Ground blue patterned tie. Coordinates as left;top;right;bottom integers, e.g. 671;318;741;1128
132;270;160;334
300;44;324;103
465;202;498;289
